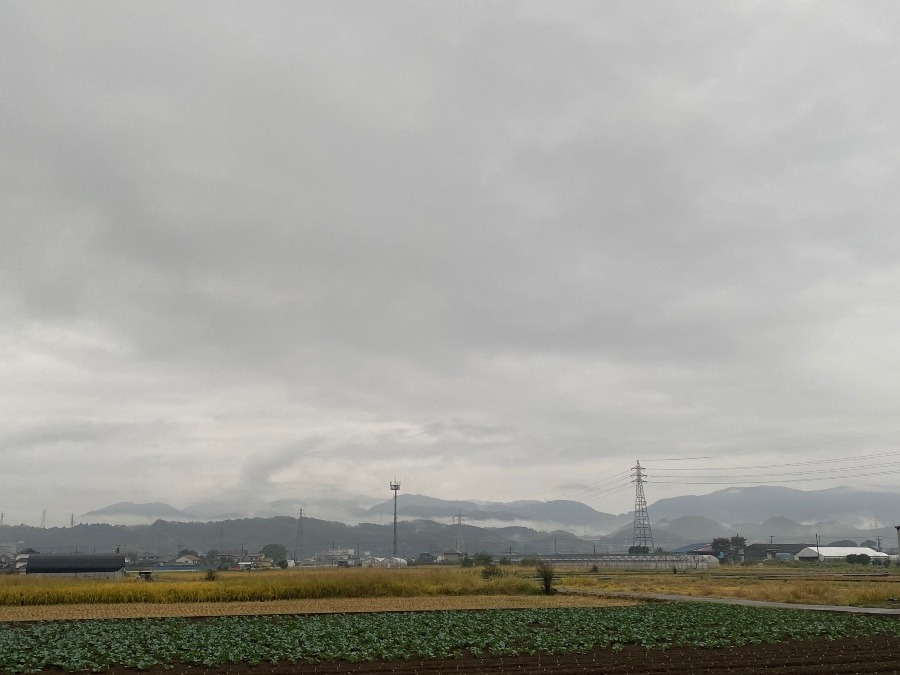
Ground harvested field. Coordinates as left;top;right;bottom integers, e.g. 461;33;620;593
65;635;900;675
557;568;900;607
0;593;637;622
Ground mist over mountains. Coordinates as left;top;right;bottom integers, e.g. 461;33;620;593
648;485;894;529
76;485;897;547
0;484;885;558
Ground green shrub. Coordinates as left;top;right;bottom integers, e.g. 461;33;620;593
480;564;505;580
535;560;555;595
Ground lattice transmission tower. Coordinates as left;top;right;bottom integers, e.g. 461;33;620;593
631;460;654;551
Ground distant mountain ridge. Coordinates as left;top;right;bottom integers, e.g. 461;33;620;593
648;485;892;529
77;485;896;545
81;502;194;519
365;494;629;534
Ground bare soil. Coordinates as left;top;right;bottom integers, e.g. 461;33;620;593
80;635;900;675
0;594;636;622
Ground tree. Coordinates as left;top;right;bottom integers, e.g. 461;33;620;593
473;551;493;566
260;543;288;564
846;554;871;566
711;538;731;556
628;546;649;554
177;549;199;558
460;553;474;568
729;535;746;562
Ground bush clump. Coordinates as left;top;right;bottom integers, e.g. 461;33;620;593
535;560;555;595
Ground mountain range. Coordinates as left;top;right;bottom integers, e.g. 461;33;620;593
75;485;900;548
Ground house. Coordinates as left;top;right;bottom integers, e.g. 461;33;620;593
670;542;715;556
174;554;202;566
19;554;127;578
442;549;463;565
229;552;275;569
317;547;356;567
417;552;438;564
744;543;815;564
794;546;889;563
361;556;408;568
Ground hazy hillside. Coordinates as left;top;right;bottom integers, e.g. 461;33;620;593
0;515;594;559
648;485;892;528
80;502;196;525
70;484;900;550
655;515;735;540
366;494;627;534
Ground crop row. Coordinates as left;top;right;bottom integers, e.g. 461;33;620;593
2;603;900;673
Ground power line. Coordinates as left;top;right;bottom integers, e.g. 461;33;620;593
652;467;900;485
650;450;900;472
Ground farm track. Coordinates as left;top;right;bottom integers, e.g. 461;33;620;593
0;594;636;622
94;636;900;675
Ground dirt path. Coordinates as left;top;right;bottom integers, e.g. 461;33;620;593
0;594;636;622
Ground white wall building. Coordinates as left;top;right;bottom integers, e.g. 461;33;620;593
794;546;889;563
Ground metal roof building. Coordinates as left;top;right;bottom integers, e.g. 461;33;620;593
794;546;888;563
19;554;127;577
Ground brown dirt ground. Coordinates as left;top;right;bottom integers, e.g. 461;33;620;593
0;594;637;622
73;635;900;675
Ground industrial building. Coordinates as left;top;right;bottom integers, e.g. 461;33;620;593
17;554;127;578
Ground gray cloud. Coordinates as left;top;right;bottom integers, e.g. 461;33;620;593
2;2;900;526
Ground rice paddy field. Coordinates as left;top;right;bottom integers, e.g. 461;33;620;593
555;565;900;608
3;564;900;611
0;567;540;607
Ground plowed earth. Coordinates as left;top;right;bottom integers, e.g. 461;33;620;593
67;636;900;675
0;595;635;622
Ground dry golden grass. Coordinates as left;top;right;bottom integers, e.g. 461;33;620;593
557;567;900;607
7;565;898;613
0;593;638;622
0;567;542;607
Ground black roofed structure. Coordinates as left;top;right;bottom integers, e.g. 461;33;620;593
20;554;127;578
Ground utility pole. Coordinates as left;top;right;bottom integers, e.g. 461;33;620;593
390;480;401;557
295;508;303;563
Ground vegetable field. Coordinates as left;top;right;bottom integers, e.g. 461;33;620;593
3;603;900;674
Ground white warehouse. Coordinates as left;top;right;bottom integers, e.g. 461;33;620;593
794;546;889;563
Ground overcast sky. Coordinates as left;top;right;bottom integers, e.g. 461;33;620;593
3;2;900;527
